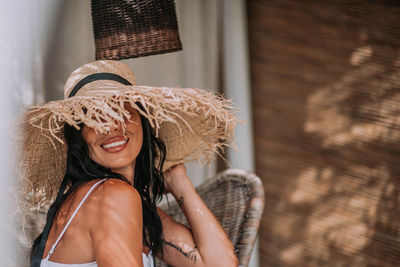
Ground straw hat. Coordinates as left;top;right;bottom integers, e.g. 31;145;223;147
19;60;237;209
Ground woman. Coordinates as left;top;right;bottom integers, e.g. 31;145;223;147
20;60;238;267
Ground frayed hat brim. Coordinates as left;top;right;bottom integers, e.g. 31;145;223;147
19;84;238;210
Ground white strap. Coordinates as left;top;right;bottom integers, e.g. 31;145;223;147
142;251;154;267
45;178;108;259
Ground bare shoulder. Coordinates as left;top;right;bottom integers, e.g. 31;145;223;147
98;179;141;202
90;179;144;265
89;179;142;220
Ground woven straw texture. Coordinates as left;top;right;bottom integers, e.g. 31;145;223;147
18;60;237;210
249;0;400;266
156;169;265;267
91;0;182;60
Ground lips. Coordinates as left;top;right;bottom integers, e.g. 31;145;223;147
102;139;127;149
101;136;129;152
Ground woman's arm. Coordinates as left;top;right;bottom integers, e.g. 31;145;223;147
91;179;144;267
159;164;238;267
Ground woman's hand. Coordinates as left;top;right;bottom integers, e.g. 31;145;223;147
163;164;193;197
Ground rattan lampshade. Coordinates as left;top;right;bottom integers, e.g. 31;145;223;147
91;0;182;60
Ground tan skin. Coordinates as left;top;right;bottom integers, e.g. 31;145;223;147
42;109;238;267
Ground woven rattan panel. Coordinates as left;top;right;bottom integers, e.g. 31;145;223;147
248;0;400;266
91;0;182;60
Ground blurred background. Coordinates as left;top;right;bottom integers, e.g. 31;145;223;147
1;0;400;266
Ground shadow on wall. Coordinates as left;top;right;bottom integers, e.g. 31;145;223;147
296;47;400;265
248;1;400;266
267;46;400;266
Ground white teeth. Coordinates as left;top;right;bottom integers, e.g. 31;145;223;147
102;139;127;149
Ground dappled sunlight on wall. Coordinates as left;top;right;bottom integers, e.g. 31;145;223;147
298;50;400;265
279;164;390;265
305;57;400;147
248;0;400;266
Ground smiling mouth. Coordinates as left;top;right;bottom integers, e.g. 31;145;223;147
100;136;129;152
101;139;128;149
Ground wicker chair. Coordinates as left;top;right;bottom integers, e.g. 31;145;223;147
155;168;265;267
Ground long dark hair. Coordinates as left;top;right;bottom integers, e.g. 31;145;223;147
30;113;166;261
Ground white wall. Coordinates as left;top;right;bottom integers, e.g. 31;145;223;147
0;1;63;265
222;1;258;266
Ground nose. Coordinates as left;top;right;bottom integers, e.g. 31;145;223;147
109;123;123;133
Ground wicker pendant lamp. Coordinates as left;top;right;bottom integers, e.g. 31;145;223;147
91;0;182;60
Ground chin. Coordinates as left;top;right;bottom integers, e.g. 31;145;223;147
103;159;134;170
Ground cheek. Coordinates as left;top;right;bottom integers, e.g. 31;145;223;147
130;127;143;157
81;128;100;159
127;114;143;150
81;127;95;144
87;145;97;161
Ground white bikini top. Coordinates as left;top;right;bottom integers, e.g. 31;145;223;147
40;179;154;267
